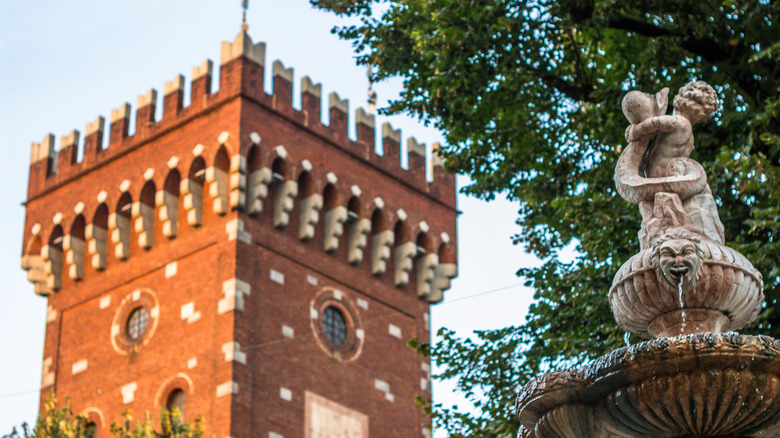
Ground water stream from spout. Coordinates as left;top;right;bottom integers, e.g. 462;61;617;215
678;276;686;334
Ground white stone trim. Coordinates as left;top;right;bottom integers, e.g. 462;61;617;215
41;357;54;388
71;359;88;375
356;298;368;310
282;325;294;339
111;103;131;122
226;218;251;243
86;116;105;136
99;295;111;309
279;387;292;402
137;89;157;108
164;75;185;95
46;304;57;323
272;60;294;82
187;358;198;369
180;302;201;323
222;342;247;364
270;269;284;285
306;274;318;286
388;324;402;339
165;261;177;278
121;382;137;404
192;59;213;80
249;131;261;144
374;379;390;393
219;278;251;313
216;381;239;398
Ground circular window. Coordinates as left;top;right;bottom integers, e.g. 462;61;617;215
310;289;364;362
111;289;159;354
126;307;150;341
322;306;347;346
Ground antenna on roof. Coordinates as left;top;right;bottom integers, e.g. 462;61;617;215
241;0;249;30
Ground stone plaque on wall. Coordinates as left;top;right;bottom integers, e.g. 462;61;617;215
305;391;368;437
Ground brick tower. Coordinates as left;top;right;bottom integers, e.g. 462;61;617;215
20;29;457;438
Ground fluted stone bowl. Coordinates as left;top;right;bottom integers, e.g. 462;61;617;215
609;241;763;338
516;334;780;438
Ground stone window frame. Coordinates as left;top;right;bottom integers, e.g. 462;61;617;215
111;289;159;355
310;289;364;362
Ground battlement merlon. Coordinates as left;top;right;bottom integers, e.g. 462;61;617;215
24;30;456;208
221;30;265;66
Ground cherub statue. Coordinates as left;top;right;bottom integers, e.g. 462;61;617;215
627;81;718;178
615;81;725;246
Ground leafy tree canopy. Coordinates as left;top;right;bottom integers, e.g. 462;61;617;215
315;0;779;435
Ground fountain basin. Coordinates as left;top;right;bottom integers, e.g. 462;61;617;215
516;333;780;438
609;241;763;338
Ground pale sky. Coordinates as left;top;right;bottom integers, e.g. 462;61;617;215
0;1;538;434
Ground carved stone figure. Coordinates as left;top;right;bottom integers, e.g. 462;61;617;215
651;230;704;287
615;81;725;247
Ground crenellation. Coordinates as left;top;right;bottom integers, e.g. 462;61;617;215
382;122;401;144
378;122;403;173
109;103;131;147
220;30;265;66
164;75;185;95
192;59;213;80
407;137;428;184
136;89;157;129
301;76;322;126
59;130;81;168
355;108;375;150
272;60;294;109
164;75;185;118
191;60;213;108
137;89;157;109
30;134;55;165
328;92;350;140
25;33;454;206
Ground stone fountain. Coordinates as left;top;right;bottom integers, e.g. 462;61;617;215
515;81;780;438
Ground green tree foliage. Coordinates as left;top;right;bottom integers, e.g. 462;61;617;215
4;395;206;438
315;0;779;435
